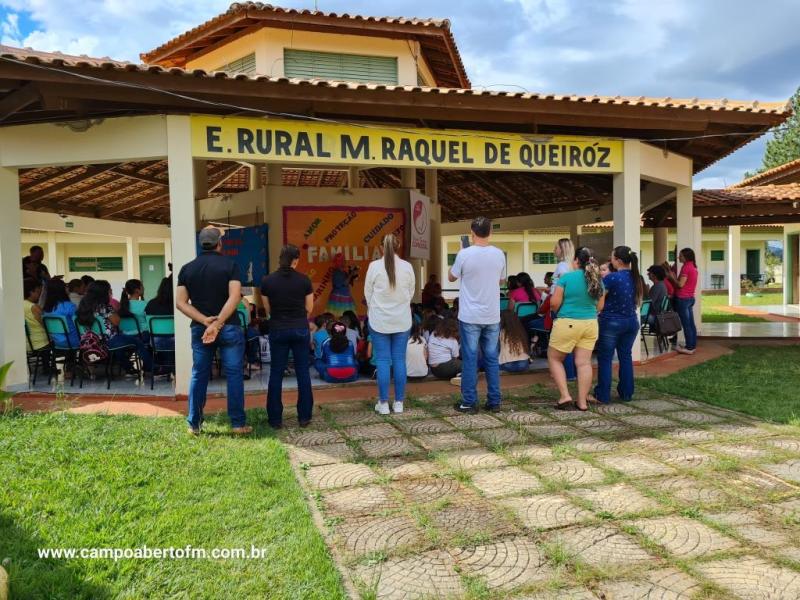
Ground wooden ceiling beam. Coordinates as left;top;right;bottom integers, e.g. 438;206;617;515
0;82;41;122
20;164;119;207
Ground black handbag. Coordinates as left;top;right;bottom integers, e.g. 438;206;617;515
656;310;682;336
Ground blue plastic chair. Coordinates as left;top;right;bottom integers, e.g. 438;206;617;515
43;315;79;386
147;315;175;390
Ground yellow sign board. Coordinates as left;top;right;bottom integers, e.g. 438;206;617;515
190;115;623;173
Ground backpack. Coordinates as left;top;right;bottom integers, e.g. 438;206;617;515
80;331;109;364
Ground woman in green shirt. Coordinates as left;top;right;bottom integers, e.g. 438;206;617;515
548;247;604;411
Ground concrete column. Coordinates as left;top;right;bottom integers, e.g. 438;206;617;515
193;159;208;199
653;227;668;264
569;224;581;248
727;225;741;305
348;167;360;189
612;140;641;252
612;140;642;361
693;216;703;331
0;167;29;388
163;239;173;274
425;169;442;291
675;185;693;255
400;168;417;190
522;230;531;274
167;116;199;398
126;237;140;279
267;164;283;186
46;230;57;274
247;163;261;190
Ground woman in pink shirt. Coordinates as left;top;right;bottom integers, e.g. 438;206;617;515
666;247;698;354
508;272;541;311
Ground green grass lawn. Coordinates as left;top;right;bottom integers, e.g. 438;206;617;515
701;291;784;323
638;345;800;424
0;409;346;600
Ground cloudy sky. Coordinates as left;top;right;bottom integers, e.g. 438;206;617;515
1;0;798;188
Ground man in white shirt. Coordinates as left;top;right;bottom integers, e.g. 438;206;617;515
448;216;506;413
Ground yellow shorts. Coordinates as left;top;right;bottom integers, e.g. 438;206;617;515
549;318;599;353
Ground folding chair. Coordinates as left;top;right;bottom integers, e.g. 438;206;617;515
43;315;80;386
147;316;175;390
514;302;539;319
238;308;261;378
25;323;50;386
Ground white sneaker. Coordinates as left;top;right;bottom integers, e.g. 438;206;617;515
375;402;391;415
393;401;404;414
450;375;462;386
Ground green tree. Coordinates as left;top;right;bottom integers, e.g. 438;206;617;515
749;86;800;176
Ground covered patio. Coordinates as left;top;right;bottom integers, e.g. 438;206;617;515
0;45;790;395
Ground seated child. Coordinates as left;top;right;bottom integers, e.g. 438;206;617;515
406;322;429;379
316;321;358;383
427;318;461;380
499;310;531;373
312;313;334;360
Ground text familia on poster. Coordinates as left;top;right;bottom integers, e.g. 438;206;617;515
191;115;623;173
283;206;405;317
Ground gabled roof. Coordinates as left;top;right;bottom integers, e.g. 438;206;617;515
140;2;470;88
730;157;800;188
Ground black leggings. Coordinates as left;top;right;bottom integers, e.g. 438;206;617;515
431;358;462;380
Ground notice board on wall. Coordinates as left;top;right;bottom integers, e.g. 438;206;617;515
283;206;406;317
197;224;269;286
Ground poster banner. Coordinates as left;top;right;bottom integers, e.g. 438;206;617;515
196;224;268;286
191;115;623;173
409;190;431;260
283;206;406;317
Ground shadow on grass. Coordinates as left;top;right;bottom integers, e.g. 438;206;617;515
0;512;111;600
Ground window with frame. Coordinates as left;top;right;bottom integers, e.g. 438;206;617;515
710;250;725;261
284;49;399;84
215;53;256;75
447;253;457;266
668;250;676;262
69;257;124;272
532;252;557;265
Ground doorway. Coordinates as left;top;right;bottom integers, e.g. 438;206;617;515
139;255;166;301
789;234;799;304
746;249;760;284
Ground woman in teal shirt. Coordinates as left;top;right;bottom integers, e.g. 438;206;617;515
548;247;604;411
119;279;148;335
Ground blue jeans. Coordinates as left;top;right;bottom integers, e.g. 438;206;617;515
268;328;313;425
594;316;640;403
674;297;697;350
459;320;501;408
369;326;410;403
188;324;245;430
500;359;529;373
564;352;577;381
108;333;152;372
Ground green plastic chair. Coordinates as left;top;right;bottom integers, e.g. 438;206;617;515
43;315;79;386
515;302;539;319
147;316;175;390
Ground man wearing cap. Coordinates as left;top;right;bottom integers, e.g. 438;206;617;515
176;226;252;435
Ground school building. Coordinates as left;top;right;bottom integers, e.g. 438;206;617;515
0;3;797;395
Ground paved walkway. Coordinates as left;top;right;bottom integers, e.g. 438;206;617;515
285;390;800;599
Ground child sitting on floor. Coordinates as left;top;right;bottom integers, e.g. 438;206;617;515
316;321;358;383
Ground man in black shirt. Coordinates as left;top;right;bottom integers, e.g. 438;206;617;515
177;226;251;435
260;244;314;428
22;245;51;282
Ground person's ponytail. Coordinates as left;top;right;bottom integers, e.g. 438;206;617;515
383;234;398;289
576;247;603;300
119;278;141;317
613;246;643;306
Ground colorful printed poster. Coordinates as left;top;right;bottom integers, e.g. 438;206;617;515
283;206;406;317
196;224;269;285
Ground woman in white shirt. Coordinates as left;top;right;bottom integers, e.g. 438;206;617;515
364;234;416;415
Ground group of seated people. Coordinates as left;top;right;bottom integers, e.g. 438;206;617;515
24;274;175;380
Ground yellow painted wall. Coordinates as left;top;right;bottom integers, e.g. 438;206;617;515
139;243;165;255
186;26;429;85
